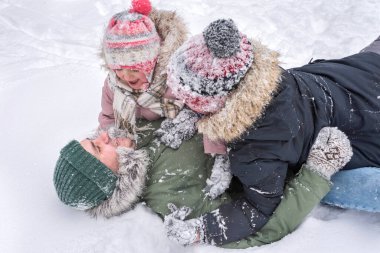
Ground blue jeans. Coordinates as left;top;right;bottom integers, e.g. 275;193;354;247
321;39;380;211
321;167;380;212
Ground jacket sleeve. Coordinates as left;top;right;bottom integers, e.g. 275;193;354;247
98;79;115;129
202;82;308;245
222;164;331;249
202;157;288;245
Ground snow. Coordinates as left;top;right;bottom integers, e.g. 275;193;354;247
0;0;379;252
204;154;232;199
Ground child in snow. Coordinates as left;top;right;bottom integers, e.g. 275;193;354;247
99;0;231;201
163;19;380;246
98;0;187;134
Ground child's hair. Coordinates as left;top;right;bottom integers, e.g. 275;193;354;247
103;0;160;82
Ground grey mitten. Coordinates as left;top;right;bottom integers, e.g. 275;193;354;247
164;203;205;246
155;109;200;149
203;154;232;199
306;127;353;179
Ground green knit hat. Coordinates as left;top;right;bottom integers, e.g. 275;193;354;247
53;140;118;210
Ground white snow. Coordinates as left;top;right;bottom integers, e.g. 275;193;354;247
1;0;380;252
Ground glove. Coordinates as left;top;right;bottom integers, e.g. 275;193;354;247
203;154;232;199
155;109;200;149
306;127;353;179
164;203;205;246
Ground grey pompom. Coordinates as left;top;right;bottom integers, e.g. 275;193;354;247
203;19;241;58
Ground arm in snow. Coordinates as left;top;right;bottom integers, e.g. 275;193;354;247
202;159;288;245
206;127;352;246
98;79;115;129
222;164;331;249
162;163;332;248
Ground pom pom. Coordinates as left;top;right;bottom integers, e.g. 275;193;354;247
203;19;241;58
130;0;152;15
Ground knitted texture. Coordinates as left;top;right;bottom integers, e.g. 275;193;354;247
53;140;117;210
155;108;200;149
203;19;241;58
103;0;160;80
164;204;205;245
167;19;254;114
203;154;232;199
306;127;353;179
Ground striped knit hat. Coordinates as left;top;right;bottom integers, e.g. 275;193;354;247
167;19;254;113
53;140;117;210
103;0;160;82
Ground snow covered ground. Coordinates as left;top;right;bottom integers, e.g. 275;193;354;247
1;0;379;252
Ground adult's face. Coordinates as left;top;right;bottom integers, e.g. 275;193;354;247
80;131;134;173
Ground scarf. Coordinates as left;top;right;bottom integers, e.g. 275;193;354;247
108;71;184;133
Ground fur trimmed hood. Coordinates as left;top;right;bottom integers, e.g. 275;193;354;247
86;149;150;218
197;39;282;142
149;8;189;84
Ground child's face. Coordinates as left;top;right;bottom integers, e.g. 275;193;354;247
114;69;149;90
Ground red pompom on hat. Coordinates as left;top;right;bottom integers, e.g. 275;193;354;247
130;0;152;15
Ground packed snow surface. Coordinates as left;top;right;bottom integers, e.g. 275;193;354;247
0;0;379;252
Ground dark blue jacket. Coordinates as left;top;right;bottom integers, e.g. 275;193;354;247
203;52;380;245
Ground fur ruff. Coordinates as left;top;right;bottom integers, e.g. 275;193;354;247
197;39;282;142
149;8;189;84
86;149;150;218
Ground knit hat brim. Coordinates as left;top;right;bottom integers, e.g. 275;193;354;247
53;140;117;210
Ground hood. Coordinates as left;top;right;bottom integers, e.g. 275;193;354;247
149;8;189;85
86;149;150;218
197;39;282;142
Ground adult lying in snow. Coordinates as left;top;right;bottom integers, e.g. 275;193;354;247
53;122;351;248
160;19;380;245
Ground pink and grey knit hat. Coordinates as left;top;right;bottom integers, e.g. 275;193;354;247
167;19;254;114
103;0;160;81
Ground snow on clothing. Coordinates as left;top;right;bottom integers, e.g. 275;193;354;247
116;119;331;248
166;19;254;155
100;71;183;129
98;8;187;129
197;43;380;244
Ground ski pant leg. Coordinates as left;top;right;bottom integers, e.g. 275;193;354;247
360;36;380;55
321;167;380;212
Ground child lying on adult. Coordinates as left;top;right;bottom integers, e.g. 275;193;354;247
156;19;380;245
53;122;352;248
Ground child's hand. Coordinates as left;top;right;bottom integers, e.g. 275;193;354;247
203;154;232;199
306;127;353;179
155;109;200;149
164;204;205;245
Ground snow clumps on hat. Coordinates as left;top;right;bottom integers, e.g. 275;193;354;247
167;19;254;114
